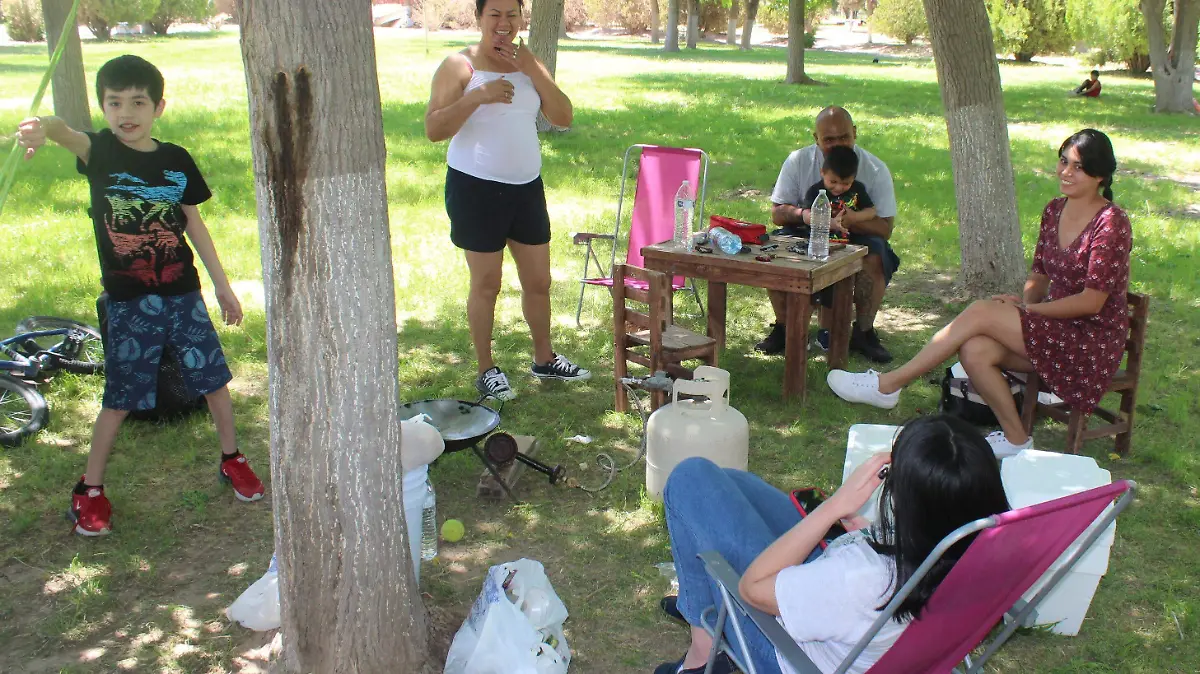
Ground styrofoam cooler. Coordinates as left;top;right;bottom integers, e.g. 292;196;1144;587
842;424;901;524
1001;450;1115;636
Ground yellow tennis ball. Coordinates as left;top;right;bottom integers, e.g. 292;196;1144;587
441;518;465;543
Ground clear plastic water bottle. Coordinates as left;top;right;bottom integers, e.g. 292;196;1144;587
808;189;831;261
674;180;695;251
708;227;742;255
420;478;437;562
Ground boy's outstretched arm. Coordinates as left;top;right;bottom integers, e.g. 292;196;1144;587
182;204;243;326
17;116;91;163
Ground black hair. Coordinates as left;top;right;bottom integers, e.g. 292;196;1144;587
95;55;164;106
476;0;524;17
822;145;859;180
869;415;1011;622
1090;69;1100;78
1059;128;1117;201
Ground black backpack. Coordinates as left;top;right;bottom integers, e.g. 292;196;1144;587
938;363;1024;427
96;293;208;422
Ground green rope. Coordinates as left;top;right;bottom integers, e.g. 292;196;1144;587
0;0;84;220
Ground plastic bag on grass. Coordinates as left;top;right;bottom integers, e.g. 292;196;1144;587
226;554;280;631
444;558;570;674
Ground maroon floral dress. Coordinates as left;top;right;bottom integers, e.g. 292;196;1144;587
1020;198;1132;412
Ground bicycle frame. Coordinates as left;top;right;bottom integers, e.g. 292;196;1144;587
0;329;82;379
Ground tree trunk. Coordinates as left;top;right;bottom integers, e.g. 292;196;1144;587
1125;52;1151;73
529;0;566;132
1142;0;1199;113
741;0;759;50
727;0;739;45
651;0;661;43
786;0;815;83
42;0;92;131
686;0;699;48
238;1;430;672
922;0;1026;294
666;0;681;50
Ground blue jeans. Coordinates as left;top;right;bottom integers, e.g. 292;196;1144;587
664;457;823;673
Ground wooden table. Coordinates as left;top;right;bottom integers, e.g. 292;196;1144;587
641;238;866;403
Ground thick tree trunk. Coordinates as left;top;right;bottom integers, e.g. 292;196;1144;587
651;0;661;43
785;0;815;83
727;0;739;45
238;1;429;672
529;0;566;131
1142;0;1199;113
922;0;1026;294
666;0;681;50
686;0;699;48
42;0;92;131
741;0;759;50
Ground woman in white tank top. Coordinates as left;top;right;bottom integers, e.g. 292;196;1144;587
425;0;590;401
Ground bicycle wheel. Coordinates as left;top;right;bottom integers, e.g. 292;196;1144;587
0;375;48;447
15;317;105;375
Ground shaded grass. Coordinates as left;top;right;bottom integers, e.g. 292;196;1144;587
0;30;1198;673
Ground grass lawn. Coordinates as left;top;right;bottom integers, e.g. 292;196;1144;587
1;28;1198;673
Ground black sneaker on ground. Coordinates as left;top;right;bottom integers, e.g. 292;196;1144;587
530;353;591;381
653;653;737;674
850;324;893;363
476;366;516;401
815;328;830;352
660;595;687;624
754;322;786;355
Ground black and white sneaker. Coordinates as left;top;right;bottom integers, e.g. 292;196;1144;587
476;366;516;401
530;353;591;381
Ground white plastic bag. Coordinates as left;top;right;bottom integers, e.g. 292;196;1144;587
226;554;280;631
444;559;571;674
402;414;446;472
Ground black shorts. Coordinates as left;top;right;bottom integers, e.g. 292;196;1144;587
445;167;552;253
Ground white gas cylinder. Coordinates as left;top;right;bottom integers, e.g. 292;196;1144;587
646;366;749;499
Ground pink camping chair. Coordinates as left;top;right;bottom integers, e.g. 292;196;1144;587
573;144;709;326
697;480;1137;674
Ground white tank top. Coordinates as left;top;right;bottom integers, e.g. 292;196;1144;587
447;69;542;185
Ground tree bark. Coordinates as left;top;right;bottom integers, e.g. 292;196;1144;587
686;0;699;48
727;0;739;45
785;0;815;83
922;0;1026;294
741;0;759;50
651;0;661;43
42;0;92;131
1142;0;1199;113
238;1;429;672
529;0;566;132
666;0;681;50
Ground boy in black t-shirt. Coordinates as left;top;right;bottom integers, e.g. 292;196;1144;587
16;55;264;536
801;145;877;236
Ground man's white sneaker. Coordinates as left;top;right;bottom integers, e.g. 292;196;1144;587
985;431;1033;459
826;369;900;409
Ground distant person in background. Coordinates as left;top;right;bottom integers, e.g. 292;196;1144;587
1072;70;1102;98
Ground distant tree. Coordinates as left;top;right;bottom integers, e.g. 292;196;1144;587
870;0;926;44
7;0;45;42
1067;0;1152;72
727;0;738;43
651;0;661;42
666;0;681;49
987;0;1072;61
1141;0;1198;112
786;0;817;82
147;0;215;35
528;0;566;131
79;0;158;41
42;0;92;131
686;0;699;47
740;0;759;49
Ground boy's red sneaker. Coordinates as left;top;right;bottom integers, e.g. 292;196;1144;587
67;480;112;536
220;454;265;502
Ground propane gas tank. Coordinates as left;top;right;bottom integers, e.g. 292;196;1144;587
646;366;749;499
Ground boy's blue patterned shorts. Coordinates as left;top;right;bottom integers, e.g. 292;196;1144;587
103;291;232;411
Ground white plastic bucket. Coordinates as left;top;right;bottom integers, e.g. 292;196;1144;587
402;465;428;583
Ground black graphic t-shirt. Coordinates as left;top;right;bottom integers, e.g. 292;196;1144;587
77;129;211;301
803;180;875;219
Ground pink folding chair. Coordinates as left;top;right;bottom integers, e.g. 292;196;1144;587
698;480;1137;674
573;144;709;326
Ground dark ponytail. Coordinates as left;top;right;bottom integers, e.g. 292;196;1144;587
1060;129;1117;202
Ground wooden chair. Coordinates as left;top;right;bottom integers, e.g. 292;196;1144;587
1020;292;1149;455
613;264;717;412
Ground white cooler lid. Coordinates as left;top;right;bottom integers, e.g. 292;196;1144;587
1001;450;1116;576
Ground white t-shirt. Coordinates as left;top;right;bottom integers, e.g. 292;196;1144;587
446;70;542;185
770;145;897;219
773;531;909;674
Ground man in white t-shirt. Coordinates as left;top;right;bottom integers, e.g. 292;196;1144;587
756;106;900;363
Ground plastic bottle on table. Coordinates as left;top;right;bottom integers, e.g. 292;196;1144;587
808;189;831;261
674;180;696;251
708;227;742;255
420;478;438;562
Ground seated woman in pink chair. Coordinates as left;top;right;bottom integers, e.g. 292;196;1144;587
827;129;1131;457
